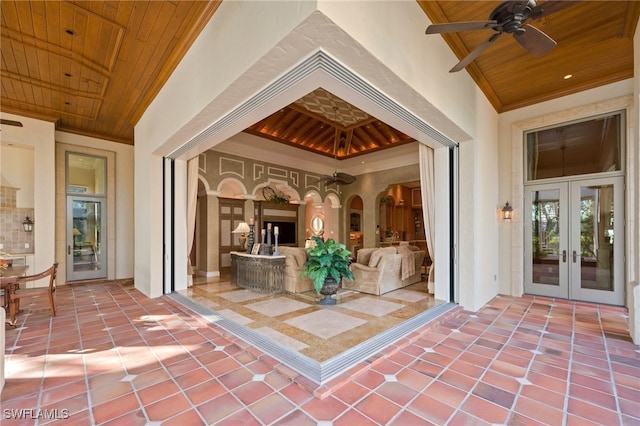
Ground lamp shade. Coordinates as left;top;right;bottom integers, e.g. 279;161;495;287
232;222;251;233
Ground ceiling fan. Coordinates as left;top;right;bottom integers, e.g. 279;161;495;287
317;108;356;186
425;0;575;73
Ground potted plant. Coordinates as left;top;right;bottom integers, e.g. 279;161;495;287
301;236;354;305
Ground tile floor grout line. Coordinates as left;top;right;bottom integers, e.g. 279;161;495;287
141;287;267;425
33;316;53;426
560;299;576;425
598;303;625;425
89;284;152;425
439;297;539;424
112;285;158;425
118;284;210;425
77;286;99;426
375;307;485;425
510;297;566;424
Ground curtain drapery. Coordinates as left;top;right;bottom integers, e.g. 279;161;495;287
186;157;199;287
419;144;436;293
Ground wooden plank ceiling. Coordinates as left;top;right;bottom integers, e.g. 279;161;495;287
1;1;638;158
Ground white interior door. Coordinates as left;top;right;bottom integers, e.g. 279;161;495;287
525;177;624;305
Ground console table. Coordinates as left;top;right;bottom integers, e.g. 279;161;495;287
230;252;285;294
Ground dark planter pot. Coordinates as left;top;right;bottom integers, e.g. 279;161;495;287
318;276;341;305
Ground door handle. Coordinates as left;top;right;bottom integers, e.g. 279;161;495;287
562;250;566;263
573;251;577;263
68;245;71;255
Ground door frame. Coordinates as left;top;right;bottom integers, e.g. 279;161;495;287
56;144;116;284
66;195;107;281
524;176;625;305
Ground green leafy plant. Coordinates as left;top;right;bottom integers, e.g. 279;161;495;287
301;236;354;293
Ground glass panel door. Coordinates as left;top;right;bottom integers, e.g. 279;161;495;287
524;177;624;305
67;197;107;280
569;177;624;305
524;183;569;299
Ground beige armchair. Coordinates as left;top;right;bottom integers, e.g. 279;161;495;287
278;246;314;293
343;247;403;295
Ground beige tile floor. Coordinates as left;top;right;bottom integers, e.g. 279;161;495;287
182;275;440;363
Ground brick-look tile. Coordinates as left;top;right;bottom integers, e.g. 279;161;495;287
3;284;638;426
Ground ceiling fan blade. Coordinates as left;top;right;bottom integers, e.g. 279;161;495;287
530;0;581;19
426;20;497;35
316;176;335;185
335;173;356;185
450;33;502;72
0;119;23;127
514;24;557;57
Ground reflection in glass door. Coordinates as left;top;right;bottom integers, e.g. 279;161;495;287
67;198;107;280
524;177;624;305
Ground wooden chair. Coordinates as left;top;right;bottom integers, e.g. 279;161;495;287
9;262;58;324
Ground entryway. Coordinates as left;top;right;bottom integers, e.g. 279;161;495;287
524;176;624;305
65;153;108;281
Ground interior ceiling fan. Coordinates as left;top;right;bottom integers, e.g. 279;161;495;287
426;0;574;73
317;108;357;186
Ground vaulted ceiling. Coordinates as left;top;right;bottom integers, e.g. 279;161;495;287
1;1;638;159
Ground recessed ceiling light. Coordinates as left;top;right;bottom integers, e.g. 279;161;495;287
563;74;573;80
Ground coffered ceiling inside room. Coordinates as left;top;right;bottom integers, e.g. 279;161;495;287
1;1;638;158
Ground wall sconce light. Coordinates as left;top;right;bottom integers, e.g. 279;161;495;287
23;215;34;232
501;202;513;221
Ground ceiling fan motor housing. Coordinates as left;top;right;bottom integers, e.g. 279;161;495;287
490;0;536;34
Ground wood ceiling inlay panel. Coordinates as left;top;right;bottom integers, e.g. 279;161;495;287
0;0;220;144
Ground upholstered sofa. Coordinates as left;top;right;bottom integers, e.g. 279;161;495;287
277;246;314;293
343;245;425;295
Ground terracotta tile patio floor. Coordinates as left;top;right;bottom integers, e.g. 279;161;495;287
2;281;639;425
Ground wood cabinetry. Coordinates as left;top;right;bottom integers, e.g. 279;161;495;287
411;187;422;207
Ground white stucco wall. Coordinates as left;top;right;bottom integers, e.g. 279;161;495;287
0;113;56;273
458;87;500;311
135;1;501;309
1;145;34;208
55;132;135;280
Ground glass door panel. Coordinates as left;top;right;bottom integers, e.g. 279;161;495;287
569;177;623;305
67;197;107;281
524;184;568;298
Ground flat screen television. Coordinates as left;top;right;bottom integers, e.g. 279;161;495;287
263;221;296;245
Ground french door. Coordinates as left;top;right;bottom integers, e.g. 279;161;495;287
524;176;624;305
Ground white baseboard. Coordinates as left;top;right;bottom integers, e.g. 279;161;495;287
198;270;220;278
